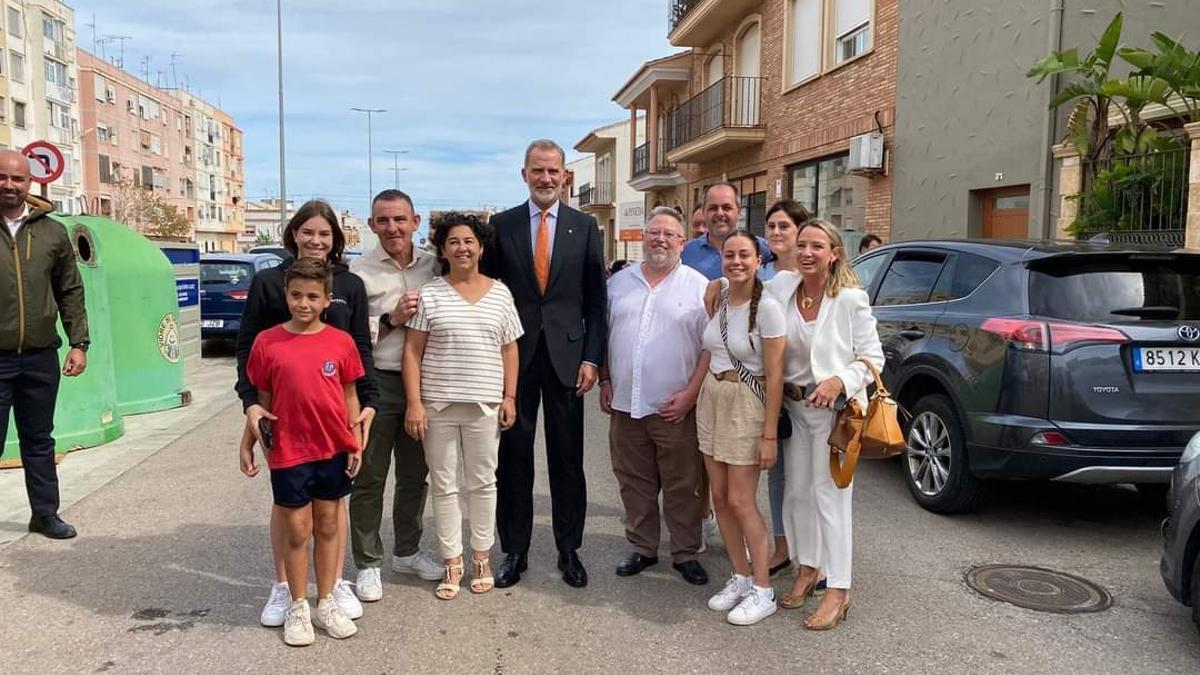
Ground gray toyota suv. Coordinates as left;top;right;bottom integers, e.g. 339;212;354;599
852;241;1200;513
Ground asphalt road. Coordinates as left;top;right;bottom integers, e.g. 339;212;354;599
0;349;1195;674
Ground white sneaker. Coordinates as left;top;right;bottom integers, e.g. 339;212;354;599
283;598;315;646
260;582;291;627
355;567;383;602
313;595;358;639
333;579;364;619
392;550;444;581
707;574;753;612
727;586;778;626
699;514;719;554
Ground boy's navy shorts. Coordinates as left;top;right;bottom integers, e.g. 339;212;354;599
270;453;352;508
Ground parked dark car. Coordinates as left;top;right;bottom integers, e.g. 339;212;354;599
247;245;287;260
1161;431;1200;633
200;254;283;340
851;240;1200;513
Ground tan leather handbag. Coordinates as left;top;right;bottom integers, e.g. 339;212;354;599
828;358;906;488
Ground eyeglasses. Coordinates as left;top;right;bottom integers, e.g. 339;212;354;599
644;229;684;241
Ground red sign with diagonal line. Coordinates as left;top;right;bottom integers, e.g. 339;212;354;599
21;140;65;184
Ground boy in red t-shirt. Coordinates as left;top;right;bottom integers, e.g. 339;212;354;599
243;258;365;646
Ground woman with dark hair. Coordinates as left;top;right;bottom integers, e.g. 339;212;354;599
236;199;378;627
402;212;522;600
696;229;786;626
757;199;810;578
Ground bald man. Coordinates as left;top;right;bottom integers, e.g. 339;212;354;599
0;150;88;539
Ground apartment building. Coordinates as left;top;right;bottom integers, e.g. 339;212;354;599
0;0;82;212
572;116;646;261
615;0;896;245
215;107;246;247
244;198;294;246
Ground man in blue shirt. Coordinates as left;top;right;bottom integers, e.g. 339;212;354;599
680;182;771;280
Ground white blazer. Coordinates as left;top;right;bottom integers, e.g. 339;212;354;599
765;271;885;410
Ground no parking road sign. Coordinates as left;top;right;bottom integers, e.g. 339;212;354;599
21;141;65;184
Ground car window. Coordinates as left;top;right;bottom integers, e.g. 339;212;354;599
1029;255;1200;321
875;254;947;306
852;254;888;290
931;253;1000;302
257;258;282;271
201;262;254;285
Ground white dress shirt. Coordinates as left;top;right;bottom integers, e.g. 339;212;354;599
4;203;29;237
349;244;439;371
606;262;709;419
528;200;559;263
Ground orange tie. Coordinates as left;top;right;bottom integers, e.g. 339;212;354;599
534;209;550;293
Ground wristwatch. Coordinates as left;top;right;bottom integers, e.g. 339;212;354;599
71;342;90;353
379;313;396;330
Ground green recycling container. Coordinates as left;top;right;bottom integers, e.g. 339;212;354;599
3;215;124;461
69;217;187;415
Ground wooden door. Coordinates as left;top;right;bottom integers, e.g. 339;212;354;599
981;186;1030;239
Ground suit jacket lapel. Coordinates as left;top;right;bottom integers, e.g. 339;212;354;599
546;205;573;292
510;200;538;293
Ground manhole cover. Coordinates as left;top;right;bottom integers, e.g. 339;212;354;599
965;565;1112;614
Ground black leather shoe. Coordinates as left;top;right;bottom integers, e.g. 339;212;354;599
672;560;709;586
558;551;588;588
28;514;77;540
494;553;528;588
616;553;658;577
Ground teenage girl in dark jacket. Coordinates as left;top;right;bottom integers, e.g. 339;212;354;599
235;199;377;626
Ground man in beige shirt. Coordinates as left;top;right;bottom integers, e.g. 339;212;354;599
348;189;442;601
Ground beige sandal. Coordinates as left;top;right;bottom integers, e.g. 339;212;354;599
435;559;464;601
470;556;494;594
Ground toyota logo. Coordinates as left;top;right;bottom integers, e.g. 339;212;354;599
1180;325;1200;342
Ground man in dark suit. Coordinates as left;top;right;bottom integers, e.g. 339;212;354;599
483;139;607;588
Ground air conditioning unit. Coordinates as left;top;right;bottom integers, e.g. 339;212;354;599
848;131;885;173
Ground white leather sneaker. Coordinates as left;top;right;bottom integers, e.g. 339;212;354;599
727;586;778;626
707;574;753;611
313;595;358;639
260;582;290;627
392;550;444;581
332;579;364;619
355;567;383;602
283;598;315;647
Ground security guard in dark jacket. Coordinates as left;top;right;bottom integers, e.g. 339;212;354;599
0;150;88;539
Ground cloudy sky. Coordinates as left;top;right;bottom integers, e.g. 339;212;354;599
71;1;675;219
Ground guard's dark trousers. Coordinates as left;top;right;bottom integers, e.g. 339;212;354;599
0;347;62;517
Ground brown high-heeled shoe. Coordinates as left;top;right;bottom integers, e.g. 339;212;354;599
780;569;820;609
804;594;851;630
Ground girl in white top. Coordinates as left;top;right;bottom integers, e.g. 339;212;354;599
765;219;883;631
695;230;786;626
402;213;523;601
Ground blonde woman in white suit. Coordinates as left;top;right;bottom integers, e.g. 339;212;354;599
765;219;883;630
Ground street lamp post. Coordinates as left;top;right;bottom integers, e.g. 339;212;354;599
276;0;287;239
384;149;408;189
350;107;386;215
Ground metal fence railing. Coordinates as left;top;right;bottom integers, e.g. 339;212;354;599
665;76;764;152
633;143;650;179
668;0;701;33
1076;147;1189;246
579;181;614;208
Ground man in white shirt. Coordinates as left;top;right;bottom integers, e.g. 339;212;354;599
348;190;443;600
599;207;711;586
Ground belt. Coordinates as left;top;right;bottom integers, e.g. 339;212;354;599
713;370;740;383
785;383;815;401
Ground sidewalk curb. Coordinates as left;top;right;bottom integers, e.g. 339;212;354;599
0;361;238;549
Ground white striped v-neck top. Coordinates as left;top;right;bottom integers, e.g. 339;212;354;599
407;276;524;404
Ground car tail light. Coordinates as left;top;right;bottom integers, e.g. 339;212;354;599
980;318;1128;353
226;290;249;301
1031;431;1071;446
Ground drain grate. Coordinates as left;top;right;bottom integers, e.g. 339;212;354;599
965;565;1112;614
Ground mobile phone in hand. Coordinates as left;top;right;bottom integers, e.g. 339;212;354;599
258;418;274;449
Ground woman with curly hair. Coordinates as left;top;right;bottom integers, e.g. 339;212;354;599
401;212;523;600
695;229;786;626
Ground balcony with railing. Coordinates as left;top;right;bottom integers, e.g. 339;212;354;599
668;0;759;47
631;141;684;191
664;76;765;164
578;181;614;211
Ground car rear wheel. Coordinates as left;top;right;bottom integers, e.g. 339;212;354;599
903;394;984;514
1192;552;1200;635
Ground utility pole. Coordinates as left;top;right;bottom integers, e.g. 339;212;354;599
350;107;386;213
384;149;408;189
276;0;287;238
